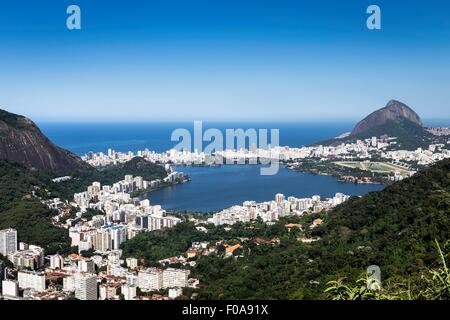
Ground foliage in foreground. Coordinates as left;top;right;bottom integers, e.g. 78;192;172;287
324;240;450;300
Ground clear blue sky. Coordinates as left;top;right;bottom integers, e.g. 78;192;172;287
0;0;449;122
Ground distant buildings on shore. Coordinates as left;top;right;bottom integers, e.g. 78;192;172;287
210;193;349;226
83;135;450;174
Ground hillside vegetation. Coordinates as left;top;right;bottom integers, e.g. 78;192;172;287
0;160;70;254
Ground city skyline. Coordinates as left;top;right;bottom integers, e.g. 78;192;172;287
0;1;449;122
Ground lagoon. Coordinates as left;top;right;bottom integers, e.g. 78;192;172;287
147;164;384;212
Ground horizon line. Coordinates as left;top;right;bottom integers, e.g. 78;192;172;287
34;117;450;125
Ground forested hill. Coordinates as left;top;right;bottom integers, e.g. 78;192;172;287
0;160;71;254
317;158;450;278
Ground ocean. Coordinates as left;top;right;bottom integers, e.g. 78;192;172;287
39;121;355;155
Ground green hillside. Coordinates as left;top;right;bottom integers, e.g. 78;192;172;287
319;157;449;277
0;160;71;254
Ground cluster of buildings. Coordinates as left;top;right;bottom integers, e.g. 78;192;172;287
82;138;393;168
426;127;450;136
2;270;46;299
0;170;193;300
0;230;45;271
68;206;181;254
8;244;45;270
382;144;450;166
83;135;450;175
137;267;191;291
73;174;163;210
67;178;182;254
83;148;207;167
209;193;349;226
1;228;199;301
34;171;184;255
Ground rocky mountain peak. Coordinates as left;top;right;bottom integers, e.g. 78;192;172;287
0;108;87;172
351;100;423;136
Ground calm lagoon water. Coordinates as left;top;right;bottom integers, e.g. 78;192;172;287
147;165;383;212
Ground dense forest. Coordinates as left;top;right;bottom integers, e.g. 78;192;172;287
317;157;449;279
0;160;71;254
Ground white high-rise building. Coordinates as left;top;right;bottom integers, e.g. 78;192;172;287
17;271;46;292
126;257;138;269
148;214;181;231
138;268;163;291
0;229;17;256
99;284;118;300
108;250;122;264
162;268;190;289
75;274;98;300
127;274;138;286
2;280;19;297
49;254;64;270
275;193;285;204
78;259;95;274
110;226;127;250
122;284;137;300
169;287;183;299
63;276;76;292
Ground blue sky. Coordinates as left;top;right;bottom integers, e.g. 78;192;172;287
0;0;449;122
